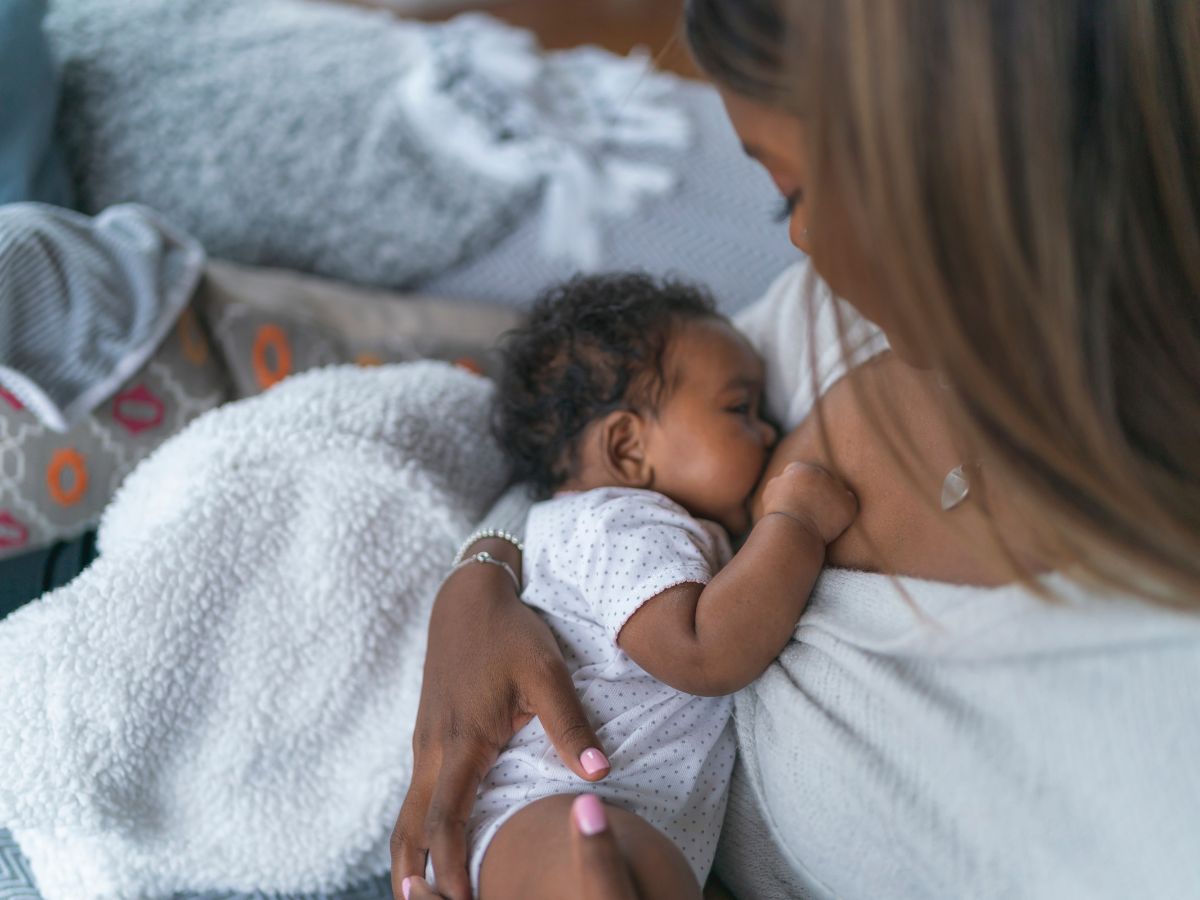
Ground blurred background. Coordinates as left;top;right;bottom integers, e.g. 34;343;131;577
2;0;798;618
356;0;699;77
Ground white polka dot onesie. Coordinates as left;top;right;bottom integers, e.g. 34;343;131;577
465;487;738;889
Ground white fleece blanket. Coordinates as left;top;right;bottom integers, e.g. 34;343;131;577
0;362;509;899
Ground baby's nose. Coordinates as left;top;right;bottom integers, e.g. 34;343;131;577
758;419;778;447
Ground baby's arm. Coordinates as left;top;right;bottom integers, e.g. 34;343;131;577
618;463;856;697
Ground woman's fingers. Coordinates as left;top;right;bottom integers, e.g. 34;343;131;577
400;875;445;899
570;795;639;900
524;655;611;782
425;742;497;900
388;548;605;898
390;763;436;898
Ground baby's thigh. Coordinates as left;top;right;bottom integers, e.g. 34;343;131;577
479;794;701;900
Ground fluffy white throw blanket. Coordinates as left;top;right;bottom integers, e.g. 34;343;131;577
0;362;509;899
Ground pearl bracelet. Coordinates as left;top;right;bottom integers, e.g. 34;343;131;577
445;551;522;593
452;528;525;567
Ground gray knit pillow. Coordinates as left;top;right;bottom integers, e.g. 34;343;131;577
45;0;534;288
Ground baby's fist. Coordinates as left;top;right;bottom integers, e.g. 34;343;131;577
761;462;857;543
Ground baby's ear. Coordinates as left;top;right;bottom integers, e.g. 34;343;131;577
599;410;654;488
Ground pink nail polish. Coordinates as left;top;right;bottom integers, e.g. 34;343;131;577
401;876;412;899
580;747;609;775
573;794;608;836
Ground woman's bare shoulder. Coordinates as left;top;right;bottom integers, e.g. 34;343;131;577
764;354;1023;586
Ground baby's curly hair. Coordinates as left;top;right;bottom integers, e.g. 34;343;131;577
495;272;720;498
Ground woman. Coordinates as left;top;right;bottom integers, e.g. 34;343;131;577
394;0;1200;897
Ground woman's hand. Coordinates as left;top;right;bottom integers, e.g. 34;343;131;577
398;794;738;900
390;538;611;900
400;796;638;900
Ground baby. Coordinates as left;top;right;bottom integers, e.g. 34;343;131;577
461;273;855;898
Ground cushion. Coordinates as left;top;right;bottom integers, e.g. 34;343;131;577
44;0;783;295
0;203;206;431
0;296;230;560
0;0;74;208
0;259;522;564
196;260;522;399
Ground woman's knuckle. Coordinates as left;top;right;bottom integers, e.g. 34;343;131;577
443;724;482;755
412;725;443;758
556;717;592;744
446;716;472;743
427;806;468;835
389;825;412;854
395;812;430;852
446;715;500;754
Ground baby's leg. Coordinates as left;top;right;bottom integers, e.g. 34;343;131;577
478;794;702;900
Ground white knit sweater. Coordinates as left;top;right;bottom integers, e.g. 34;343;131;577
714;262;1200;899
716;566;1200;899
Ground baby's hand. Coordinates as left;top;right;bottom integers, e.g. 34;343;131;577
761;462;857;544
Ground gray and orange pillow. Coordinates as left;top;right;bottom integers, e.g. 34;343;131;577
0;259;522;561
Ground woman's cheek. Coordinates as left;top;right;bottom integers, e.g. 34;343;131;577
802;201;920;362
802;186;884;323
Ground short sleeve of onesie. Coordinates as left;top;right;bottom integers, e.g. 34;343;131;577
529;488;731;643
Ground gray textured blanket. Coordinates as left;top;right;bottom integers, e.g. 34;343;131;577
46;0;690;287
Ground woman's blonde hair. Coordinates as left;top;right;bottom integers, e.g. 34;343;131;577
688;0;1200;604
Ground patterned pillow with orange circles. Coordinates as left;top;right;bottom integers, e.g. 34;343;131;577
0;302;230;559
194;260;522;400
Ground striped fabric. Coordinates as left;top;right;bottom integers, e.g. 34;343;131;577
0;830;38;900
0;203;204;432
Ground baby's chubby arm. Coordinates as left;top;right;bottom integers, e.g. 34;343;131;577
618;463;857;697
